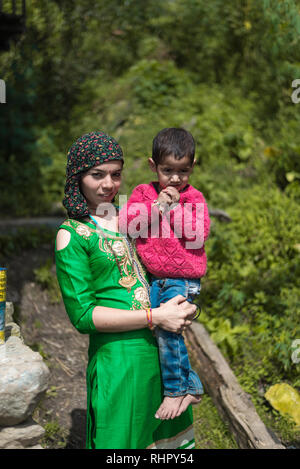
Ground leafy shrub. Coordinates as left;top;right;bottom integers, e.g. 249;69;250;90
0;227;56;261
34;258;62;304
201;183;300;382
32;127;66;209
124;59;190;108
198;311;250;357
262;110;300;194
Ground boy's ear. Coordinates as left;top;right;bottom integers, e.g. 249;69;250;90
192;158;196;168
148;158;157;173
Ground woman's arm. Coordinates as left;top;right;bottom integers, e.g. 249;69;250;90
56;228;196;335
92;295;196;334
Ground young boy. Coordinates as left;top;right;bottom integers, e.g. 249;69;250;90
119;128;210;420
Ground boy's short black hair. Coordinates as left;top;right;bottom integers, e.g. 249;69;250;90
152;128;195;165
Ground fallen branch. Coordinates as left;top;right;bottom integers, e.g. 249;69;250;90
208;207;232;223
43;337;62;349
55;357;75;378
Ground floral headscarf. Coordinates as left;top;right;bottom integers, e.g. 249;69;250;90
63;131;123;219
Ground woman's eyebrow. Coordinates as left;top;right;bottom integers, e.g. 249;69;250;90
89;168;121;174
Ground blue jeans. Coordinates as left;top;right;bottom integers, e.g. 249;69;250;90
150;277;204;397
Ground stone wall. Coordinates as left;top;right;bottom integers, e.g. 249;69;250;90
0;302;50;449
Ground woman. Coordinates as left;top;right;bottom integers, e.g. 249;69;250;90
55;131;197;449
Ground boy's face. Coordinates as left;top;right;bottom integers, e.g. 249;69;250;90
149;154;195;191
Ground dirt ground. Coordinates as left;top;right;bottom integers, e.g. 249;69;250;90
4;244;89;449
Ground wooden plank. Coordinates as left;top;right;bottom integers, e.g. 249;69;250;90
186;321;285;449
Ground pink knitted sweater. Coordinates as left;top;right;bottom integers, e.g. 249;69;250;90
119;183;210;278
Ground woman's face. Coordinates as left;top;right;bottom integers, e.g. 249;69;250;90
80;161;123;210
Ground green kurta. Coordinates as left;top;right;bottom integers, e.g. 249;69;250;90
55;218;195;449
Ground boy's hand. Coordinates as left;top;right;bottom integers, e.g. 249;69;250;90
156;186;180;213
162;186;180;204
157;190;172;206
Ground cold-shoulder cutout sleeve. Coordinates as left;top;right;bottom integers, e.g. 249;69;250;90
55;224;98;334
56;229;71;251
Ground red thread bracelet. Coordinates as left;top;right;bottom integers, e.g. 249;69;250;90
146;307;154;330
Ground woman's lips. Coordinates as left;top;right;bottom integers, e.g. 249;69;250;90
98;193;113;198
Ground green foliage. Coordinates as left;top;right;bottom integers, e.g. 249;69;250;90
42;419;67;448
3;0;300;213
200;182;300;383
262;110;300;193
124;59;189;108
30;342;49;362
155;0;300;115
0;227;55;261
34;258;62;304
198;311;250;357
0;52;43;216
33;127;66;207
193;395;238;449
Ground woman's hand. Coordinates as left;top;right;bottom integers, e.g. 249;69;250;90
152;295;196;334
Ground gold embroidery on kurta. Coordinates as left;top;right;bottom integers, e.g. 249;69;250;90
133;286;150;309
62;219;95;240
76;224;92;238
64;219;150;303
